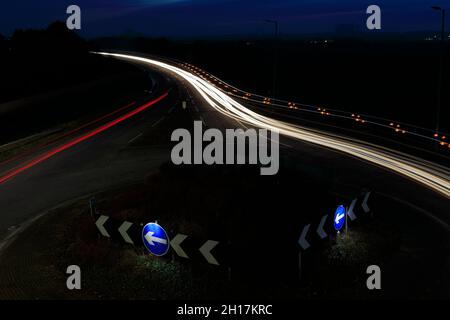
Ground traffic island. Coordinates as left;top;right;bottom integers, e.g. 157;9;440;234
0;162;449;299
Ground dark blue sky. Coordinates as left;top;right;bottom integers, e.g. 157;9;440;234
0;0;446;37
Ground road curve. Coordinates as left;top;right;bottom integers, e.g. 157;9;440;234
97;52;450;200
0;74;176;239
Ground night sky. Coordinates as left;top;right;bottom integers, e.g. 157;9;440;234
0;0;446;38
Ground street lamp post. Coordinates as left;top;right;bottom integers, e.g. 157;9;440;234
431;6;446;134
265;19;279;98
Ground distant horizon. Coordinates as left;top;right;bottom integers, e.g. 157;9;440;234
1;22;446;42
0;1;446;39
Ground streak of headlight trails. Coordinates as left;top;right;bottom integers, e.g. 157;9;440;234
97;52;450;199
0;101;137;167
0;92;168;185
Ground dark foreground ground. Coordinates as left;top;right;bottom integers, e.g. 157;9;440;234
1;155;449;299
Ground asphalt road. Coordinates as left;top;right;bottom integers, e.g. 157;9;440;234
0;51;448;262
111;53;449;228
0;71;178;241
0;52;449;299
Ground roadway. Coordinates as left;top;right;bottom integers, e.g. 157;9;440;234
100;52;449;227
0;51;449;243
0;52;449;298
0;70;178;242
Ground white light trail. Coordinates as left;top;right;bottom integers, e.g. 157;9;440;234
96;52;450;199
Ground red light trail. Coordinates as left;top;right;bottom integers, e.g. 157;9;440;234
0;92;168;185
0;102;138;167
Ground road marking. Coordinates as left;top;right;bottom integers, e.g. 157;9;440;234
97;53;450;199
262;132;293;149
128;132;143;144
0;93;168;185
0;101;137;167
378;192;450;233
152;116;166;127
235;119;249;130
0;128;62;152
279;141;293;148
235;119;292;149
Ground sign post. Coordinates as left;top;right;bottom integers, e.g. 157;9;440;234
298;251;302;281
89;197;97;220
142;222;170;257
345;206;348;234
334;205;346;233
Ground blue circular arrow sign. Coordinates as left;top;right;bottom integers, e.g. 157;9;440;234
334;205;346;231
142;223;170;256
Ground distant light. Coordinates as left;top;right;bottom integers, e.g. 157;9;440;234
95;52;450;198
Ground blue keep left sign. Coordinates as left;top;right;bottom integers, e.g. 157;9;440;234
142;222;170;256
334;205;346;231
